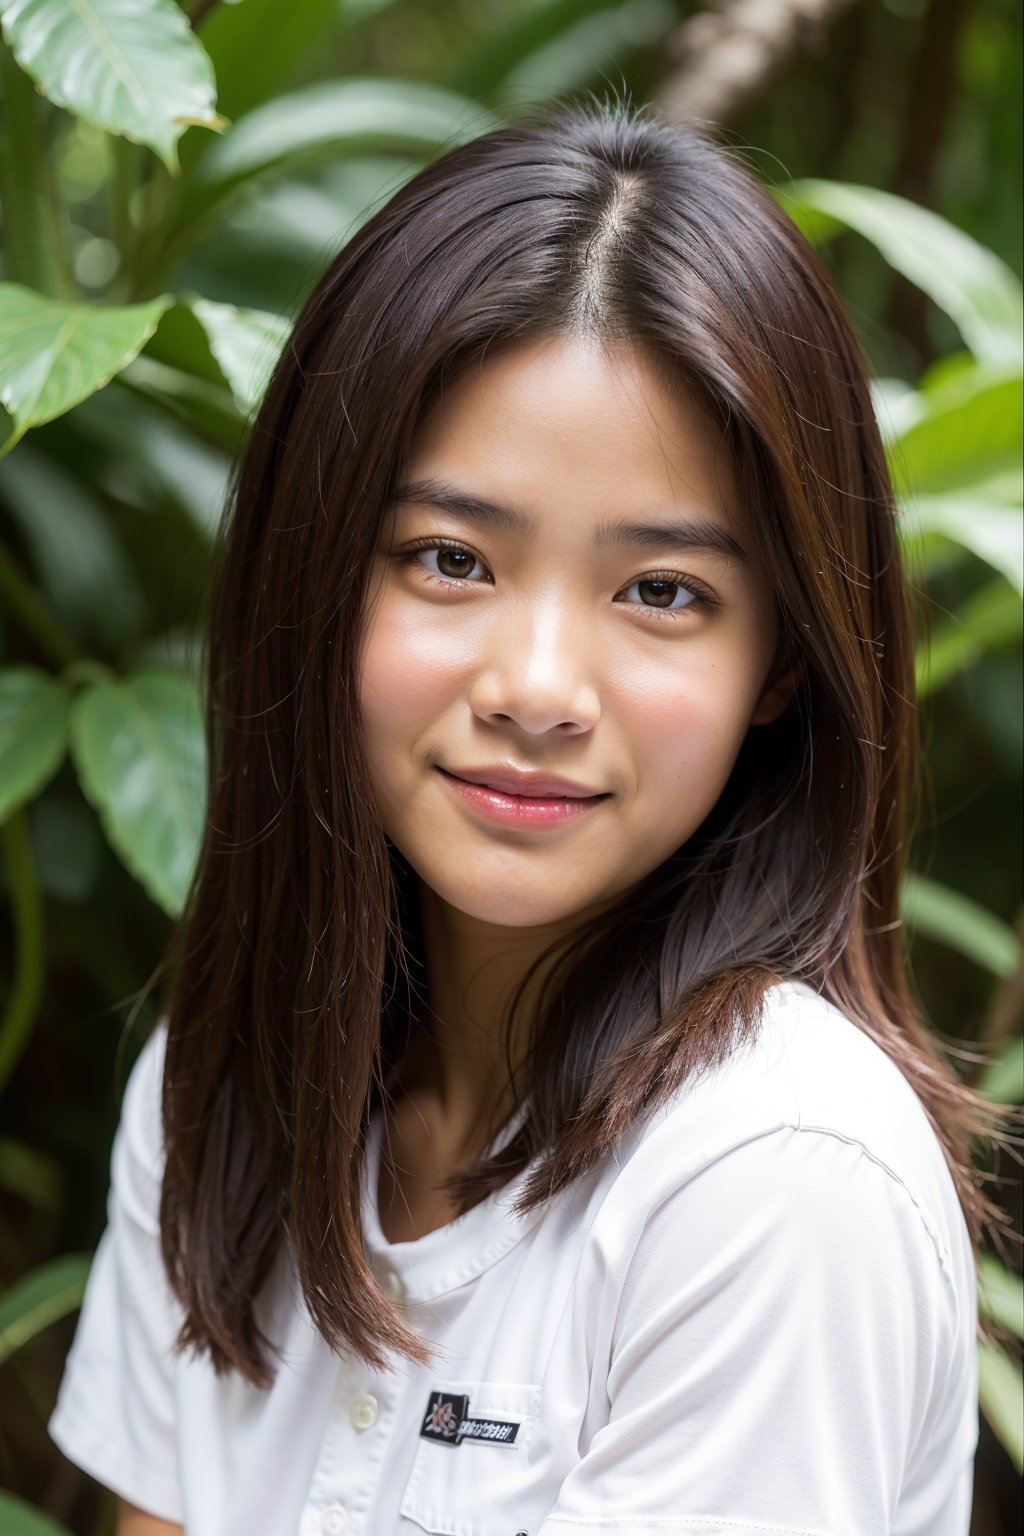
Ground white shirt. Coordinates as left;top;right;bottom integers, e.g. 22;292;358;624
49;980;978;1535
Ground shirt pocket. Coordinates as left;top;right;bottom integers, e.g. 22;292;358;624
400;1379;543;1536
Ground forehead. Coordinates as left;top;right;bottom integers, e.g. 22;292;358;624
405;335;742;533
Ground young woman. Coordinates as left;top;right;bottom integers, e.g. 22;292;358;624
49;95;1017;1536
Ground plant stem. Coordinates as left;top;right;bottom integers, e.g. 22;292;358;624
0;539;83;668
0;810;45;1097
0;45;67;295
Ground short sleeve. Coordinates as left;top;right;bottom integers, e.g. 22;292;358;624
48;1022;184;1524
539;1125;968;1536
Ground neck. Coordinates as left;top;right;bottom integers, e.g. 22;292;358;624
398;886;583;1158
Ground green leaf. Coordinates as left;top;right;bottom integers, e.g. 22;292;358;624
900;496;1023;594
0;1251;91;1365
147;295;289;415
976;1036;1024;1105
172;78;498;235
69;669;206;917
901;874;1022;978
0;1491;75;1536
0;283;171;455
978;1338;1024;1474
0;666;70;824
916;577;1023;696
889;369;1022;499
0;0;226;172
978;1253;1024;1340
782;180;1024;368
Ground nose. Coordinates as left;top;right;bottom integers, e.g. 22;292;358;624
468;597;601;736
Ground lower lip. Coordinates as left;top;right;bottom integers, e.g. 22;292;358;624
438;769;607;828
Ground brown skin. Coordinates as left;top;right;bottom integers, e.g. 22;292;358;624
116;1502;183;1536
360;335;795;1236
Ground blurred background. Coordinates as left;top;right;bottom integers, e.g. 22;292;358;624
0;1;1021;1532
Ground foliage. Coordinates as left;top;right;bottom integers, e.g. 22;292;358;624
0;0;1021;1528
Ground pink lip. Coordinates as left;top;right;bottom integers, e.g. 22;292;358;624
437;766;609;828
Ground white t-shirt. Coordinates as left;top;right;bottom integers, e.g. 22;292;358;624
48;980;978;1535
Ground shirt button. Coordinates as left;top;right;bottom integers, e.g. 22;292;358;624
321;1508;347;1535
349;1393;378;1432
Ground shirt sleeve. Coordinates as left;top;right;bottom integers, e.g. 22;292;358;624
538;1124;967;1536
48;1022;184;1524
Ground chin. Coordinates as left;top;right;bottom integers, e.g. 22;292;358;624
430;874;601;931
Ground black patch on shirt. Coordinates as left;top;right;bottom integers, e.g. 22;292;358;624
419;1390;521;1448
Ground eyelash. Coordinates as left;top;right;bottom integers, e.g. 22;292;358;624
396;537;721;617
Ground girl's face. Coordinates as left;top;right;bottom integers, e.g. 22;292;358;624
359;335;792;930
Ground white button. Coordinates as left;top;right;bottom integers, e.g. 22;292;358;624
381;1268;405;1302
349;1393;378;1432
321;1508;347;1535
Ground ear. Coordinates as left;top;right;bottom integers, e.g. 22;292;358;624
750;660;802;727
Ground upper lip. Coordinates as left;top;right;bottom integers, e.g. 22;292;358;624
441;765;607;799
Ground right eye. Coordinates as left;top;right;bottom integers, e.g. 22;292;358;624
401;540;491;584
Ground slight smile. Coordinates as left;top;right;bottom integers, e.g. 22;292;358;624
436;766;610;828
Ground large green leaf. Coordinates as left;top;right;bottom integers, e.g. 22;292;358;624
0;667;70;824
69;669;206;916
0;0;225;171
783;180;1024;368
0;1251;91;1365
901;873;1022;978
889;369;1023;499
167;78;498;240
146;295;290;415
0;284;171;455
0;1492;74;1536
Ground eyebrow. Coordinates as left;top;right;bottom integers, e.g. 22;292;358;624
393;476;748;563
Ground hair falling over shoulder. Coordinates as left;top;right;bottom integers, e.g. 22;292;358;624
132;93;1022;1388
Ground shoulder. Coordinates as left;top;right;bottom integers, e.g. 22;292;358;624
110;1019;169;1235
586;981;973;1317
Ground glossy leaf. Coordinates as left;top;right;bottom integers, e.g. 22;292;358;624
147;296;289;415
0;1251;91;1365
0;0;225;171
0;667;70;824
783;179;1024;368
901;873;1022;978
0;284;171;455
69;669;206;916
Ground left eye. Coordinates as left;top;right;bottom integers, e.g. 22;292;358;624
621;577;697;610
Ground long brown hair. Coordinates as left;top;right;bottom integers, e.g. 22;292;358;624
141;93;1020;1388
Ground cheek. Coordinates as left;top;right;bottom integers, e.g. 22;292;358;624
615;638;766;795
357;598;466;758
